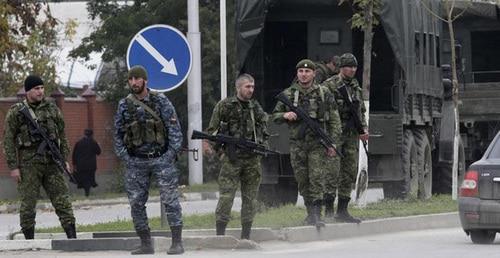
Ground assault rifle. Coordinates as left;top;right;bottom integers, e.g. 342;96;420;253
337;84;369;155
191;130;279;160
275;92;343;158
19;106;78;184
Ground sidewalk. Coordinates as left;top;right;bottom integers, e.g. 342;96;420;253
0;191;219;214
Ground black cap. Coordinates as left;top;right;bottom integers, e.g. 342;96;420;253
24;75;44;92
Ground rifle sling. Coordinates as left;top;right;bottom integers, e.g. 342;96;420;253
127;94;162;121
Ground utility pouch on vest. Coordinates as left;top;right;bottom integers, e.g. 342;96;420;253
144;119;156;143
128;121;142;147
155;120;166;144
18;124;33;147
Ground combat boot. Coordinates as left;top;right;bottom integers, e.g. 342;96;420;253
303;200;314;225
324;193;335;218
167;225;184;255
63;223;77;239
335;197;361;224
131;230;154;255
22;227;35;240
241;222;252;240
312;200;326;229
216;221;227;235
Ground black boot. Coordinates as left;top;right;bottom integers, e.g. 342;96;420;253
167;225;184;255
324;193;335;218
63;223;77;239
22;227;35;240
216;221;227;235
335;197;361;223
241;222;252;240
312;200;325;229
303;200;314;225
131;230;154;255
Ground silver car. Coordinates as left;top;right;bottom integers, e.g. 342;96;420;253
459;131;500;244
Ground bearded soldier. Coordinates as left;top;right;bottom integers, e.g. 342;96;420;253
206;73;268;240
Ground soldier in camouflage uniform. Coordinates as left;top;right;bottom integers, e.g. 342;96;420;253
114;66;184;255
315;55;340;84
323;53;369;223
272;59;341;228
2;75;76;240
205;73;268;240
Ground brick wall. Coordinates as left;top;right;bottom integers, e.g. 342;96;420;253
0;90;119;177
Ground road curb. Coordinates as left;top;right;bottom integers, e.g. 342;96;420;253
282;212;459;242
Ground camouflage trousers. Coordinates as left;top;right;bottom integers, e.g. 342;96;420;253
337;130;360;198
125;152;182;232
18;161;75;230
216;154;261;224
324;153;340;198
290;139;332;203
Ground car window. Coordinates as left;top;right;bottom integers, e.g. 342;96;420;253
487;136;500;159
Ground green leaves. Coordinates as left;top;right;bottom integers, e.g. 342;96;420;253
0;1;60;97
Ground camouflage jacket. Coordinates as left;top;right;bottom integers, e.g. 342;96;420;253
322;74;367;132
315;61;338;84
272;82;341;142
206;96;269;152
113;90;182;160
2;99;70;170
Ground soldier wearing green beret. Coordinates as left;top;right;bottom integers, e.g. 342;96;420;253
322;53;368;223
272;59;341;228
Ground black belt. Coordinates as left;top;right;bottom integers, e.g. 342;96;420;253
129;150;166;159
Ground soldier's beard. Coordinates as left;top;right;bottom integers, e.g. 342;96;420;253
131;83;145;94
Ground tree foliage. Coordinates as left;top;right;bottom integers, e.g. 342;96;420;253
0;1;60;97
340;0;382;29
70;0;235;131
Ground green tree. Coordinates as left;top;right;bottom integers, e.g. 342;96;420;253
0;1;60;97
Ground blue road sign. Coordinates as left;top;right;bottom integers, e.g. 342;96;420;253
127;24;192;92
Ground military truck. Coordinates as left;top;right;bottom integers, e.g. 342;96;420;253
445;3;500;171
235;0;465;204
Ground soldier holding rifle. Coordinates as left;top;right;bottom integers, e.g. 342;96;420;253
204;73;269;240
3;75;77;239
272;59;342;228
323;53;369;223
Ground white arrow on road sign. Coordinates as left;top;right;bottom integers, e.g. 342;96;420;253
135;34;178;76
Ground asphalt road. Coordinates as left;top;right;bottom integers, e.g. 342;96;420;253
0;227;497;258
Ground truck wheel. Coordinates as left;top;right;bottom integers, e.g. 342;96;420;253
434;138;465;194
383;129;418;199
414;129;432;200
470;230;496;244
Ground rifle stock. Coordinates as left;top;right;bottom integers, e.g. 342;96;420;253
275;92;343;158
19;106;77;184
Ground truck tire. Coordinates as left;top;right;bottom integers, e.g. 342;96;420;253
414;129;432;200
434;138;465;194
383;129;418;199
